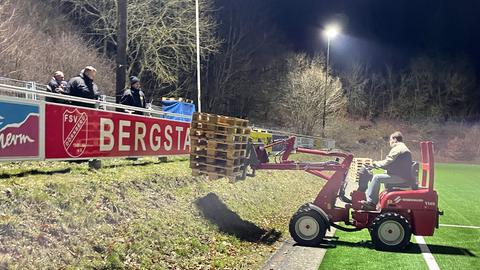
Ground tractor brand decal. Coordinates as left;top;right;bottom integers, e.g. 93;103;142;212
401;198;424;202
45;103;191;159
0;101;39;158
425;201;436;206
392;196;424;204
63;109;88;157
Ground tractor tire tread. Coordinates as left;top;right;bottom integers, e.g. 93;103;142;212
289;205;327;247
371;212;411;251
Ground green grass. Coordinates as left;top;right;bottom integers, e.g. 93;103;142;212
319;163;480;270
0;157;325;269
320;230;428;270
425;163;480;270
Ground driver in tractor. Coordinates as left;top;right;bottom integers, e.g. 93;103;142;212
360;131;413;210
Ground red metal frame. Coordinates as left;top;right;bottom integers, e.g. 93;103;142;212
253;137;354;223
353;141;438;235
420;141;435;190
253;137;439;236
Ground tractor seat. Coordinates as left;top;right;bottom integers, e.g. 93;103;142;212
385;162;419;191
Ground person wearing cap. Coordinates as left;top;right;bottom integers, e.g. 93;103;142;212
65;66;100;108
46;71;68;103
120;76;147;115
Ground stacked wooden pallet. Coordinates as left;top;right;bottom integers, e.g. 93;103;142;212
190;112;250;180
347;157;373;182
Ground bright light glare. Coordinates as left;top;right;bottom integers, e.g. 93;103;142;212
324;25;340;39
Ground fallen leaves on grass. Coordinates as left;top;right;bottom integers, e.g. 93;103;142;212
0;157;324;269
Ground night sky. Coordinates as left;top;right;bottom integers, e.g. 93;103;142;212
273;0;480;74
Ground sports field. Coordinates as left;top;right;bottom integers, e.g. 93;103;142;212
319;163;480;270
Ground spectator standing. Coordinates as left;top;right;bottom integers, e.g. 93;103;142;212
120;76;147;115
46;71;67;103
65;66;100;108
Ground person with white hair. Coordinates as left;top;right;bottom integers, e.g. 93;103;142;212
46;71;68;103
47;71;67;94
65;66;100;108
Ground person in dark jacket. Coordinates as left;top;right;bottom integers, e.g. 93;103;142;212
65;66;99;108
120;76;146;115
360;131;412;210
46;71;67;103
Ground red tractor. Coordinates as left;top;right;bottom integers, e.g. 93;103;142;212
242;137;441;250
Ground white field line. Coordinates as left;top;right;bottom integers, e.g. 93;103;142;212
439;224;480;229
415;235;440;270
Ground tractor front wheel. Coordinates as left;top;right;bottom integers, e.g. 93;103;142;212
371;212;411;251
289;206;327;247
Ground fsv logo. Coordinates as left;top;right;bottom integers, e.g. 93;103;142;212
62;109;88;157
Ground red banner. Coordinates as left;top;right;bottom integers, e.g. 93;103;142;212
45;103;191;159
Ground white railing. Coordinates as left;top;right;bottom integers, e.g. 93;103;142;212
0;81;191;122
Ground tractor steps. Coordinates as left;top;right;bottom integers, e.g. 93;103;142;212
190;112;250;180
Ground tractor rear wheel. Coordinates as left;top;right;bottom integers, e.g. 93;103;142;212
289;206;327;247
371;212;411;251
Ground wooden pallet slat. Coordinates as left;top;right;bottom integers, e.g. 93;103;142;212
191;142;247;152
348;157;373;182
191;147;246;159
190;112;249;180
190;130;249;144
190;154;244;167
192;112;249;128
191;122;251;135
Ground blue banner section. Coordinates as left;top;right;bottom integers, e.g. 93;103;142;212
0;101;39;130
161;100;195;122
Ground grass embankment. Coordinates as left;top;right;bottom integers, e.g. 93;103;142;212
319;163;480;270
0;157;324;269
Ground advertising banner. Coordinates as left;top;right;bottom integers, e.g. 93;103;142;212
0;100;40;160
45;103;191;159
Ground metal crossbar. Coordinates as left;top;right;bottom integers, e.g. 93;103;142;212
0;82;191;122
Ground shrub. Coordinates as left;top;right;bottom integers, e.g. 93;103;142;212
445;136;477;161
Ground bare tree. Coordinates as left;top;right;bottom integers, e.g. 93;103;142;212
345;55;477;121
49;0;219;98
281;54;346;135
0;0;115;91
342;62;369;118
203;0;287;116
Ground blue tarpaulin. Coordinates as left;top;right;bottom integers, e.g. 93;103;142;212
161;100;195;122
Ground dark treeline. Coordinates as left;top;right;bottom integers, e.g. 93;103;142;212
2;0;480;129
342;55;479;121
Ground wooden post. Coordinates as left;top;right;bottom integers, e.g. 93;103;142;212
116;0;127;103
